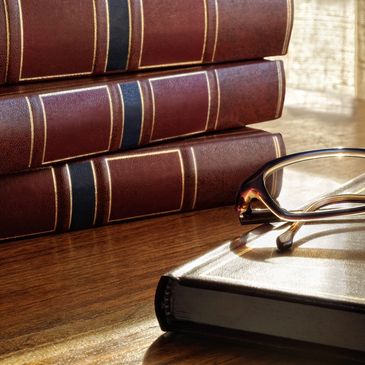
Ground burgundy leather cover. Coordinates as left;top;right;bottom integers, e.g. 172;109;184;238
0;60;285;175
1;0;293;84
0;128;285;241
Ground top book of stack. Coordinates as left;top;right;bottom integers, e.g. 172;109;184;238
0;0;294;85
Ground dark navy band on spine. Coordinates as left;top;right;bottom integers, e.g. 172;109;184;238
120;82;143;149
106;0;130;71
69;162;96;230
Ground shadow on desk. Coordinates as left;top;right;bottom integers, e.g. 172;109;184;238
143;332;363;365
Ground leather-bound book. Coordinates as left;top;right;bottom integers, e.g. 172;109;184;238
155;221;365;357
0;128;284;241
0;0;293;85
0;60;285;176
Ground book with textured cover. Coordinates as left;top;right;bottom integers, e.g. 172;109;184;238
155;221;365;356
0;60;285;176
0;128;284;241
0;0;293;85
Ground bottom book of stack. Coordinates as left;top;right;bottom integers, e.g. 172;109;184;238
155;220;365;359
0;128;284;241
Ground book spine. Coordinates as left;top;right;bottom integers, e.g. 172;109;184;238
0;60;285;175
1;0;293;84
0;130;285;241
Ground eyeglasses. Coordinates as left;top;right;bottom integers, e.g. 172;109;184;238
235;148;365;251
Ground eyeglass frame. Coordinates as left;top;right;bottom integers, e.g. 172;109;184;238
235;148;365;249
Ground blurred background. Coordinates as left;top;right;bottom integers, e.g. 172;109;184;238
262;0;365;152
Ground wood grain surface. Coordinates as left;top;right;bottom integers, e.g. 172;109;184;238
1;88;364;364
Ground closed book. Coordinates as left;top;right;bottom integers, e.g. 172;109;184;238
155;221;365;357
0;128;284;241
0;60;285;176
0;0;293;85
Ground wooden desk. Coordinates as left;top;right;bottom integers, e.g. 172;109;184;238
0;91;364;364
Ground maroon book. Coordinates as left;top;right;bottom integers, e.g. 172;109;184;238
0;0;293;85
0;60;285;175
0;128;285;242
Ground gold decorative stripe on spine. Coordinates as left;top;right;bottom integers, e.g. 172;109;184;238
271;135;282;197
90;161;98;226
3;0;9;82
148;79;156;142
91;0;97;72
105;86;114;151
148;71;211;142
204;71;211;131
282;0;293;54
18;0;98;81
213;70;221;129
117;84;125;148
65;164;73;231
275;61;283;119
211;0;219;62
51;167;59;232
201;0;208;61
137;81;144;145
106;149;185;222
190;147;198;210
105;159;113;223
273;135;282;158
126;0;132;69
39;86;114;164
103;0;110;72
25;97;34;168
137;0;144;68
17;0;24;82
40;96;48;165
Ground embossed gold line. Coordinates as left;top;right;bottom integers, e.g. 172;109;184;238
105;160;113;223
105;86;114;151
3;0;10;81
51;167;59;231
200;0;208;62
282;0;293;54
90;161;98;226
40;97;48;164
137;81;144;145
211;0;219;62
273;135;281;158
271;136;282;197
204;71;211;131
178;149;185;211
149;71;206;82
148;80;156;141
91;0;97;72
138;60;203;70
126;0;132;69
213;70;221;129
190;147;198;210
104;0;110;72
65;164;73;231
41;85;107;97
107;148;180;161
117;84;125;148
275;61;283;119
17;0;24;80
20;71;93;82
137;0;144;68
25;97;34;168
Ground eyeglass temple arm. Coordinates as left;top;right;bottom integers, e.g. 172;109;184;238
277;194;365;250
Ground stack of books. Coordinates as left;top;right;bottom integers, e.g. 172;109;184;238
0;0;293;241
